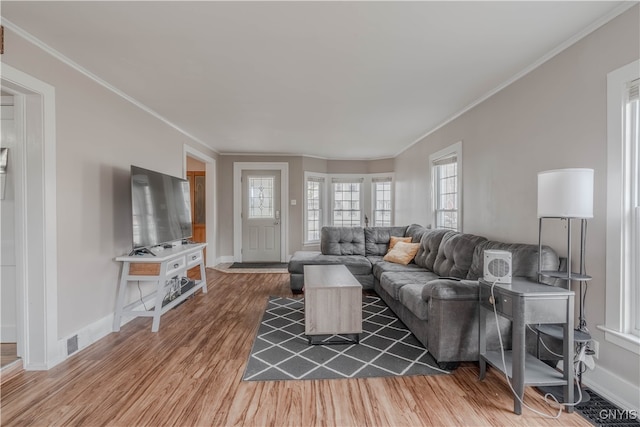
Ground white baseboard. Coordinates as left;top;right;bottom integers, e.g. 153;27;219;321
216;255;234;264
50;307;145;369
583;364;640;412
52;312;114;367
1;324;17;342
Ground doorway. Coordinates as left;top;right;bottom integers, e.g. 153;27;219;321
183;146;216;268
241;170;281;262
186;156;206;279
1;94;18;368
233;162;288;263
1;64;59;370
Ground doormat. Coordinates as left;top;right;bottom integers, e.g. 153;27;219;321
575;388;640;426
230;262;289;269
242;295;449;381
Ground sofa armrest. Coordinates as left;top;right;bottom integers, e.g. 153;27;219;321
422;279;479;302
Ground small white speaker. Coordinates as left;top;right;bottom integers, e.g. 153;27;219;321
484;250;512;284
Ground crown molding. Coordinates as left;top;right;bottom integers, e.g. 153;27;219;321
394;1;638;158
1;18;218;155
220;151;395;162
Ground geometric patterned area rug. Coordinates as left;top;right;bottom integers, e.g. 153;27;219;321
242;295;449;381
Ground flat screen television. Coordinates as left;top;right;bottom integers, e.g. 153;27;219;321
130;165;193;251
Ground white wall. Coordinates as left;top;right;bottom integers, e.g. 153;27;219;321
2;28;217;341
395;6;639;409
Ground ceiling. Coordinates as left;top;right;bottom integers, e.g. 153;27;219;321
1;1;630;159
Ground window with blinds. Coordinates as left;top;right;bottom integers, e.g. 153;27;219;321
332;178;363;227
303;173;394;243
373;177;392;227
432;154;459;231
429;142;462;231
305;176;324;243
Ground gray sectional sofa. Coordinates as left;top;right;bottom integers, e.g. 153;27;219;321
288;224;561;368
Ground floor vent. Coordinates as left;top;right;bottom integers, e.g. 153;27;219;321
576;389;639;427
66;335;78;355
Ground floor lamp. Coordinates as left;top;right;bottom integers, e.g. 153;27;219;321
537;168;594;404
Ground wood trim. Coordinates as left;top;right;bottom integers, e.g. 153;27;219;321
128;263;161;276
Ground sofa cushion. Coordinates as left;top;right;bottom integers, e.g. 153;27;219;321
321;227;366;256
383;242;420;265
414;229;454;270
422;279;480;302
398;284;430;320
405;224;430;243
379;271;439;300
372;259;428;279
364;226;408;256
466;241;560;281
433;233;487;278
288;251;372;275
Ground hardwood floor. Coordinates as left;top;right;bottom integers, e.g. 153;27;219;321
0;270;589;426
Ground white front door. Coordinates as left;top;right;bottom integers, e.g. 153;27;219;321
241;170;281;262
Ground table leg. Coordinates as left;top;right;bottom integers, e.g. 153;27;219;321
479;306;487;380
113;262;129;332
565;295;575;412
199;253;208;294
512;314;525;415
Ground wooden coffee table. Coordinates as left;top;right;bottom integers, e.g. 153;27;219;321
303;264;363;345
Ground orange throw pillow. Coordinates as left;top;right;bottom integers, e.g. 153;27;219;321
387;236;412;253
383;242;420;265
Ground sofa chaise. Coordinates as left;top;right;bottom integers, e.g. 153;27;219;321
288;224;561;368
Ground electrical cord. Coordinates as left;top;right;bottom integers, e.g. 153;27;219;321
137;281;149;311
489;280;583;419
527;325;564;358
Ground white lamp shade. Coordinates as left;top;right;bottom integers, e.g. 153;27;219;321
537;168;594;218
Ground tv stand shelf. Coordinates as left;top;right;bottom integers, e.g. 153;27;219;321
113;243;207;332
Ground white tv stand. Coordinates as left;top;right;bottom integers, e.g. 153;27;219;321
113;242;207;332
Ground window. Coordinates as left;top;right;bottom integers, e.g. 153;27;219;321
602;60;640;353
373;176;393;226
248;176;274;218
303;173;394;243
305;175;325;243
332;178;362;227
430;142;462;231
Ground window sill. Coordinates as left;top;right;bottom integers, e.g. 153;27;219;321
597;325;640;355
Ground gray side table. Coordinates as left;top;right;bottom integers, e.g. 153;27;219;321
478;278;575;415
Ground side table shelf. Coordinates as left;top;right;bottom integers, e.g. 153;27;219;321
113;243;208;332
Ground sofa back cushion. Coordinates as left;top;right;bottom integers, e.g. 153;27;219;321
433;233;488;278
466;241;559;281
364;226;408;256
414;229;454;270
405;224;430;243
321;226;366;256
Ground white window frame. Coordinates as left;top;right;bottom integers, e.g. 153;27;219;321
303;172;395;245
331;176;364;227
600;60;640;354
429;141;463;231
303;172;328;245
371;174;394;227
